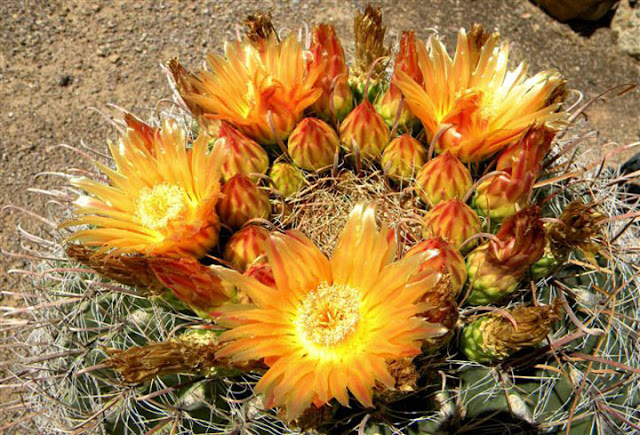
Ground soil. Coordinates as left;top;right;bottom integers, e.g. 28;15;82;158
0;0;638;423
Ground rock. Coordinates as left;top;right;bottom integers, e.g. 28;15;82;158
612;0;640;59
534;0;618;21
58;74;72;87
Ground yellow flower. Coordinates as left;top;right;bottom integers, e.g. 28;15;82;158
65;119;223;258
395;25;566;163
212;204;445;420
183;35;322;145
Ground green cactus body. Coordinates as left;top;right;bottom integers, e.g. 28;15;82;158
465;246;521;305
530;246;559;280
460;317;499;362
349;77;383;104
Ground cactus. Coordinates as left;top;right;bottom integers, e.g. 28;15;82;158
5;8;639;435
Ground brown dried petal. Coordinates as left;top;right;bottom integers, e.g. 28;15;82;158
353;5;389;77
66;244;165;295
548;201;605;261
244;12;276;42
483;301;563;358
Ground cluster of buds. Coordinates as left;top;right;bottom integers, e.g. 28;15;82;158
461;301;562;362
466;207;546;305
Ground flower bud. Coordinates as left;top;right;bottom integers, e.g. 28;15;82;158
422;199;481;250
415;152;472;206
473;126;554;220
307;24;353;121
216;122;269;182
223;225;270;272
405;237;467;296
375;31;423;129
151;257;233;316
461;302;562;362
217;175;271;229
381;134;427;181
466;206;546;305
339;100;390;159
287;118;339;172
269;163;305;198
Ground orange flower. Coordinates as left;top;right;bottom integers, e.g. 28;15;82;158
65;120;222;258
183;35;322;145
395;25;566;162
212;204;445;420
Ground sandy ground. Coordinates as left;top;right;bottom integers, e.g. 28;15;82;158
0;0;638;423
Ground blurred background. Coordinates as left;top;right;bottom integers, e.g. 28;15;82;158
1;0;638;326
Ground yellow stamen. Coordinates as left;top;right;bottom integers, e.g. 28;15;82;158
296;282;360;347
135;184;187;230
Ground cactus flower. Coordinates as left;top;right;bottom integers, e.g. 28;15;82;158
287;118;339;172
179;35;322;145
244;259;276;289
422;199;481;250
269;163;305;198
474;125;554;220
415;152;473;206
64;120;223;258
217;174;271;229
339;100;390;159
395;25;566;163
466;206;546;305
223;225;270;272
461;302;562;362
307;24;353;120
212;204;446;420
381;134;427;181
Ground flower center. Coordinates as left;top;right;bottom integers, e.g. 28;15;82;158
296;282;360;347
135;183;187;230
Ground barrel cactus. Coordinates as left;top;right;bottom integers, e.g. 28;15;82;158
4;6;639;434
